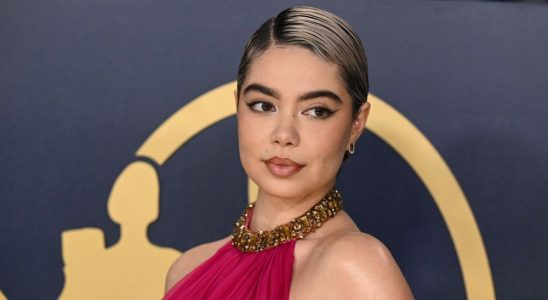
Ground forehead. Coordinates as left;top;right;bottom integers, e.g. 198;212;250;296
244;45;350;100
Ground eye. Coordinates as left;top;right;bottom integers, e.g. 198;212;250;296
247;101;276;113
303;106;334;119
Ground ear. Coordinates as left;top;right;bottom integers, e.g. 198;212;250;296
350;101;371;143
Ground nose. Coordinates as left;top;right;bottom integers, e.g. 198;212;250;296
270;113;300;147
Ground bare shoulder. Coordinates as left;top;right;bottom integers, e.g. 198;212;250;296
164;235;232;293
316;231;414;300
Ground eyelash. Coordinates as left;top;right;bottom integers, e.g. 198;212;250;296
303;106;335;119
245;101;335;119
247;101;276;113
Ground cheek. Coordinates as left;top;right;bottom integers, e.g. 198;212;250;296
237;119;250;155
237;114;264;157
307;121;352;161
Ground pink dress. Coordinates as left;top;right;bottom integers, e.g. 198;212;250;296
163;207;296;300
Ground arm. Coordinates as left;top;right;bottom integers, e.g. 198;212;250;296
164;252;189;293
322;232;414;300
164;236;231;293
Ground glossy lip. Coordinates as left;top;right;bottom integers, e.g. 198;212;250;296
264;156;305;178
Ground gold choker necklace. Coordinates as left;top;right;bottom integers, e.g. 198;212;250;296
232;189;343;253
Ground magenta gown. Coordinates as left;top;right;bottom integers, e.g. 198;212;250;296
163;207;296;300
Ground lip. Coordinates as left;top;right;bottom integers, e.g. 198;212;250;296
264;156;305;178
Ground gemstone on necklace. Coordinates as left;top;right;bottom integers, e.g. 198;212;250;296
231;189;343;253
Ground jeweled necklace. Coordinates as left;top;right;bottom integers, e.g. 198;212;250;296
232;189;343;253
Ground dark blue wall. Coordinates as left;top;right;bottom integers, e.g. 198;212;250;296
1;0;547;299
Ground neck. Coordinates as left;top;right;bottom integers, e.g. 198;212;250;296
249;183;335;232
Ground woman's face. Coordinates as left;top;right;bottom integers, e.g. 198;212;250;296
236;45;369;200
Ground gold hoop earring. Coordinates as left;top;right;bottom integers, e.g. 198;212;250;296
348;142;355;155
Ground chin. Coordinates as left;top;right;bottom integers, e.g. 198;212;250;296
260;183;308;200
252;174;319;200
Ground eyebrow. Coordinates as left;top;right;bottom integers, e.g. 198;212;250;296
243;83;280;99
300;90;342;104
242;83;343;104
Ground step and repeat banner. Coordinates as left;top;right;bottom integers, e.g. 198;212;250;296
1;1;547;299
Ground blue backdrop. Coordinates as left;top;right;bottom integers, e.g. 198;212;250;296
1;0;547;299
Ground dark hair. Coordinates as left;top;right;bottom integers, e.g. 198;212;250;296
236;6;369;115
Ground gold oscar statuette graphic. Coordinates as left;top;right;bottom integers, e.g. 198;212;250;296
59;162;180;299
60;81;495;299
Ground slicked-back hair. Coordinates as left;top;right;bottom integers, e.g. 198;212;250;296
236;6;369;115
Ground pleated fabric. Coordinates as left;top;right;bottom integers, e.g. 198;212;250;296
163;208;296;300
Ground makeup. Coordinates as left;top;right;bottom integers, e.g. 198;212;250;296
264;156;305;178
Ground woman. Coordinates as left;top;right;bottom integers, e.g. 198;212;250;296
164;6;413;299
